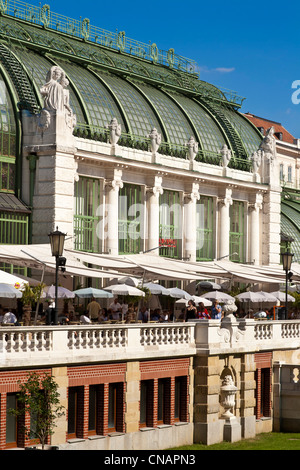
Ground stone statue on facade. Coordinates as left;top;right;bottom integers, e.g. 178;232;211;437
148;128;161;157
108;118;122;147
39;66;76;131
220;144;232;168
259;126;276;165
251;149;263;174
186;136;198;161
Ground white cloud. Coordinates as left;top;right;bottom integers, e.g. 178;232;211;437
198;65;235;74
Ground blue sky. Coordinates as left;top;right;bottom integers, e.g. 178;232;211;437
49;0;300;138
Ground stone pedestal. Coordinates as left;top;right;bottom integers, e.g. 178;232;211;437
223;417;242;443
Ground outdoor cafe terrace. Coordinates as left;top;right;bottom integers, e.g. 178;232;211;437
1;318;300;370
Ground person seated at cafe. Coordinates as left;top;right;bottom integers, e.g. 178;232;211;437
99;307;108;322
109;298;122;320
151;309;161;322
3;308;20;325
197;302;211;319
160;310;169;322
125;303;136;323
137;306;149;322
80;313;91;324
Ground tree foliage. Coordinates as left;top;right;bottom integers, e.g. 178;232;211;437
8;372;65;449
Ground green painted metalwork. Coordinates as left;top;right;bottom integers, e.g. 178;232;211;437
0;210;28;244
0;0;197;75
196;196;214;261
222;107;262;157
74;176;101;253
229;200;245;262
118;183;142;254
159;190;181;259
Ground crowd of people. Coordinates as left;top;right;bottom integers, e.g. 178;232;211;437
0;297;298;326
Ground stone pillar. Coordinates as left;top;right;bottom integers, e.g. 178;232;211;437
194;355;222;445
249;193;263;265
240;354;256;438
125;362;141;433
105;169;123;256
184;183;200;262
146;176;163;255
51;367;68;446
218;188;233;260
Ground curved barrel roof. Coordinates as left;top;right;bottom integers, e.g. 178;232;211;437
0;3;262;165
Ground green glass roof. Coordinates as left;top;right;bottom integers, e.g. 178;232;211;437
282;190;300;263
0;1;263;163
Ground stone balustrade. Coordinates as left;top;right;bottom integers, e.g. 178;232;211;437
1;319;300;369
0;322;196;368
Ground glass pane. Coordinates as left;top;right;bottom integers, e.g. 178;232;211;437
6;394;17;444
157;380;164;422
88;385;97;431
67;388;77;435
108;384;116;430
140;382;147;425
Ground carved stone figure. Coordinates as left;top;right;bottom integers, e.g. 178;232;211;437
108;118;122;146
40;66;76;130
187;136;198;161
148;128;161;155
251;149;263;174
40;66;66;112
220;144;232;167
259;126;276;164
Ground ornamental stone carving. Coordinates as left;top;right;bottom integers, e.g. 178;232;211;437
107;118;122;146
220;144;232;168
186;136;198;161
251;149;263;174
220;375;237;420
259;126;276;164
218;188;233;208
40;66;76;130
148;128;161;156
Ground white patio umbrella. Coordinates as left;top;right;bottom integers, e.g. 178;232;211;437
0;283;23;298
201;291;235;302
236;291;271;303
256;291;278;302
104;284;145;297
0;270;28;289
175;295;212;307
73;287;113;298
167;287;192;300
42;285;75;299
143;282;170;295
270;291;295;303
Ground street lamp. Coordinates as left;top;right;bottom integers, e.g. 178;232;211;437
48;227;66;325
281;250;294;320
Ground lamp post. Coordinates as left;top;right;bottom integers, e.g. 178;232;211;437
48;227;66;325
281;250;294;320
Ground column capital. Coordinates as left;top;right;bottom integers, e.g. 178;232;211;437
184;182;200;203
218;188;233;208
146;175;163;198
105;168;123;192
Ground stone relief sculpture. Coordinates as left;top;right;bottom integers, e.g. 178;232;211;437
259;126;277;165
39;66;76;131
148;128;161;156
108;118;122;146
251;149;263;174
186;136;198;161
220;144;232;167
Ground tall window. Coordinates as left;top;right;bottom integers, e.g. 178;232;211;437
67;387;81;438
230;201;245;262
74;177;101;253
108;383;124;433
288;166;292;183
118;183;143;254
0;78;17;193
280;164;284;182
159;190;181;258
196;196;214;261
255;368;272;420
6;393;18;448
174;376;188;422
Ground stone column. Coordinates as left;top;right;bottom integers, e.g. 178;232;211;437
51;366;68;447
125;362;141;433
218;188;233;260
184;182;200;262
105;169;123;256
249;193;263;265
146;176;163;255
